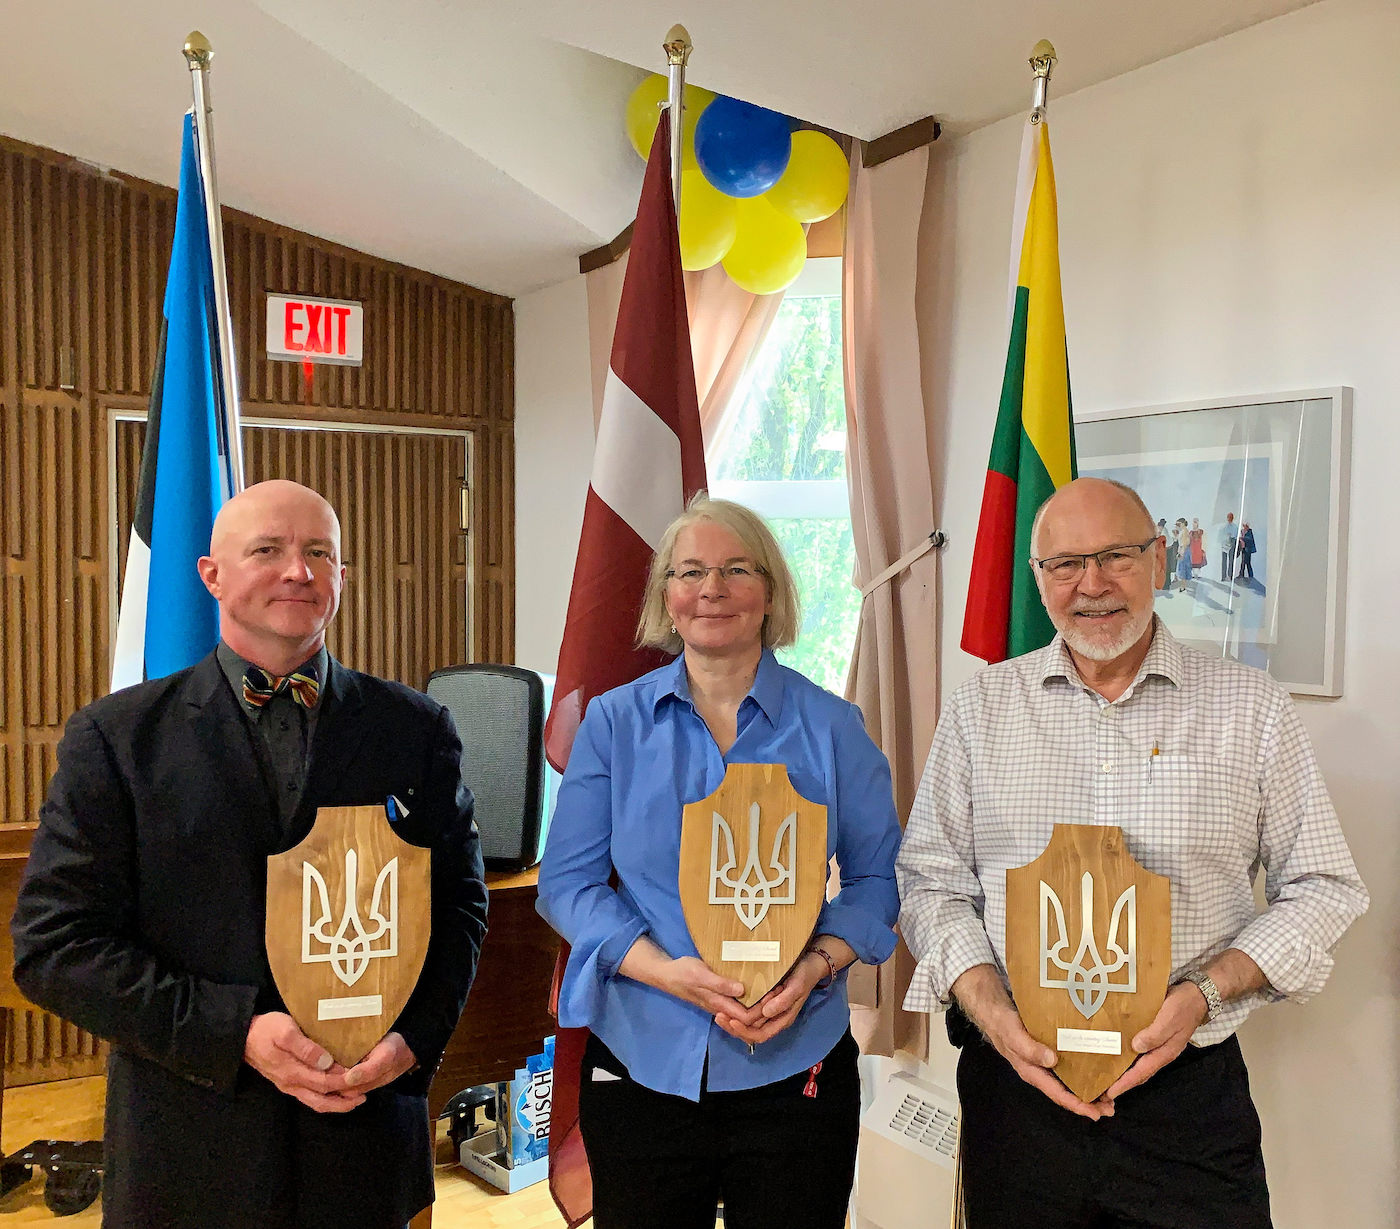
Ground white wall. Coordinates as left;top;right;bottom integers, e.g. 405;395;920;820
513;272;594;676
515;2;1398;1220
921;0;1397;1223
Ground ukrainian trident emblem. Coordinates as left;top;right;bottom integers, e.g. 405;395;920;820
1005;824;1171;1102
709;803;798;929
266;804;431;1066
1040;873;1137;1018
679;764;828;1006
302;849;401;985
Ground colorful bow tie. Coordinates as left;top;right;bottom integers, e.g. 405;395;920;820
243;664;320;710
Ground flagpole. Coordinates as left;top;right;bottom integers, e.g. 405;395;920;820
663;24;692;212
1029;38;1056;124
183;30;245;493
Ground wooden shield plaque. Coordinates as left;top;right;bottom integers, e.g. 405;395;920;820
1004;823;1171;1102
678;764;827;1007
266;804;431;1067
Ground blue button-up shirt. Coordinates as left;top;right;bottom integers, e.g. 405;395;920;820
537;650;901;1100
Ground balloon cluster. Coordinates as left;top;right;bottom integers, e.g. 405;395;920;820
625;75;849;295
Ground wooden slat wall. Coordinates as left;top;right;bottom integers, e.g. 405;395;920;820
116;422;469;691
7;1012;104;1087
0;133;515;1083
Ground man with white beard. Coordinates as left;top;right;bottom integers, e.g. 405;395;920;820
897;477;1366;1229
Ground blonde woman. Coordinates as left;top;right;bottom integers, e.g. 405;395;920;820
538;496;899;1229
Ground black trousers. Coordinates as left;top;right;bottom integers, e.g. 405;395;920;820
578;1031;860;1229
957;1032;1271;1229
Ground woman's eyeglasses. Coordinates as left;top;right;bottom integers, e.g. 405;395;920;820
664;563;767;588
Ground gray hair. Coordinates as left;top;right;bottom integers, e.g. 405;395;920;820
636;494;801;654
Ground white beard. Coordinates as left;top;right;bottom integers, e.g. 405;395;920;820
1058;603;1154;662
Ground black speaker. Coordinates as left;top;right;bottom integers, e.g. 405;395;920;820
426;664;546;871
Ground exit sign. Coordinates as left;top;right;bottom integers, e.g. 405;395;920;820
266;294;363;366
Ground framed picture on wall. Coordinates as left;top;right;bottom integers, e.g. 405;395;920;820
1074;389;1351;697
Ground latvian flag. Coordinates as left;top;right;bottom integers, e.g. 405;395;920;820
110;113;238;691
543;110;708;772
542;110;707;1229
960;115;1077;663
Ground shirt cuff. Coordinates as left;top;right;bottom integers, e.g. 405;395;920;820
556;916;650;1030
595;916;650;980
901;930;998;1012
1227;916;1333;1001
815;901;897;966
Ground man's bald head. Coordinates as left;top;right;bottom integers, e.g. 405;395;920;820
197;481;345;674
209;480;340;560
1030;477;1157;560
1029;476;1165;669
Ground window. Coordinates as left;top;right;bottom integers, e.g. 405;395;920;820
710;258;860;692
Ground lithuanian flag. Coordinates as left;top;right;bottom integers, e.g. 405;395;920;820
961;118;1077;663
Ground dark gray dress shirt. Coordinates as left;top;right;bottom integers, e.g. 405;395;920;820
216;641;328;824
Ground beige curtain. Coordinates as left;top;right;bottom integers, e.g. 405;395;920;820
583;257;784;446
842;142;940;1059
585;256;630;432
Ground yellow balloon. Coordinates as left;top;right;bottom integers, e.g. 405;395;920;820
679;170;738;271
624;74;716;168
765;130;850;223
722;197;807;295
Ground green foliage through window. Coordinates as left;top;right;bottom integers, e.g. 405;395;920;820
712;284;859;695
714;297;845;482
769;517;862;693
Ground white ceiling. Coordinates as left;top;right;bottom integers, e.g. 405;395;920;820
2;0;1318;297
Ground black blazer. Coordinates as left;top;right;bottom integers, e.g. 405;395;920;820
12;652;488;1228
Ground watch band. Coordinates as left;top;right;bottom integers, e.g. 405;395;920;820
1180;968;1223;1022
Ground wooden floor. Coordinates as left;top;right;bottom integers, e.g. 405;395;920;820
0;1078;754;1227
0;1076;567;1228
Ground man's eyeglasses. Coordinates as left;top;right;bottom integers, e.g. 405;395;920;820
1033;538;1159;582
665;563;766;588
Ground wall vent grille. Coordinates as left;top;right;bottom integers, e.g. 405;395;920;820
861;1071;960;1169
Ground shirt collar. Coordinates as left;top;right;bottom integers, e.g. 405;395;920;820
1039;616;1183;695
653;648;785;726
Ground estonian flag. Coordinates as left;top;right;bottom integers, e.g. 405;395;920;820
110;113;238;691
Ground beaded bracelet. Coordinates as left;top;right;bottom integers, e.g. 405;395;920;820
809;945;839;989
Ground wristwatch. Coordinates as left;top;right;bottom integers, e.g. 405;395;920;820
1179;968;1223;1023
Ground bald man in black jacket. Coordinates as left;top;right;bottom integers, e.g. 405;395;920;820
13;481;488;1228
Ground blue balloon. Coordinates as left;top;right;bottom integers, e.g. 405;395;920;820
694;96;792;198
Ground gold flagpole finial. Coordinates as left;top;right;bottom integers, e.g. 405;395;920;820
662;25;693;211
1029;40;1057;124
183;30;213;69
664;24;692;67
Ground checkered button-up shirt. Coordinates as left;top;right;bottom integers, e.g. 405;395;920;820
897;620;1368;1044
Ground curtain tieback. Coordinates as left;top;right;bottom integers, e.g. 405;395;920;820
858;530;946;599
